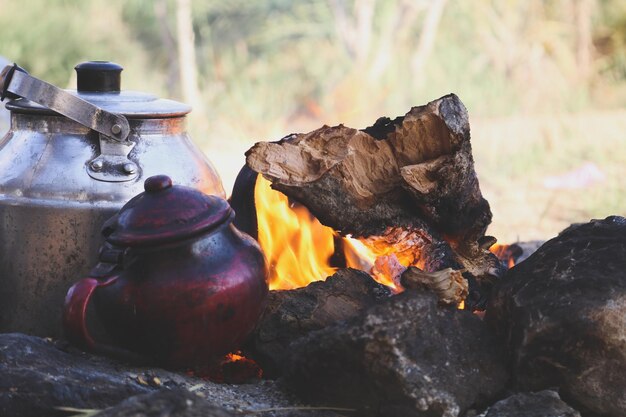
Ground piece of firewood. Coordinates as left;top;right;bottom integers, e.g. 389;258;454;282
245;268;391;377
246;94;490;241
401;266;468;306
244;94;503;309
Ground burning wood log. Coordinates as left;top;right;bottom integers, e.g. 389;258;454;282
247;94;488;240
244;94;502;308
401;266;468;306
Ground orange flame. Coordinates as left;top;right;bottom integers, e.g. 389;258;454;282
255;176;337;290
255;176;416;292
342;236;399;291
489;244;516;269
254;176;465;310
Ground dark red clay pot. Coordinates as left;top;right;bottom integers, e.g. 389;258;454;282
63;175;268;369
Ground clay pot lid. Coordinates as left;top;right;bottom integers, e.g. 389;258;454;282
102;175;233;247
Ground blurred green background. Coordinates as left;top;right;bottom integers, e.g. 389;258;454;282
0;0;624;242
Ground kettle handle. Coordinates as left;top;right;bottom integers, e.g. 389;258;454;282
63;276;119;350
63;275;148;363
0;63;130;141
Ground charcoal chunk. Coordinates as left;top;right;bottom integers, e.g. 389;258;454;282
483;390;581;417
487;216;626;417
0;333;305;417
245;268;390;377
283;291;509;417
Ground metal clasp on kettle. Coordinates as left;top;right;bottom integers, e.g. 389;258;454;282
0;63;138;182
87;134;138;182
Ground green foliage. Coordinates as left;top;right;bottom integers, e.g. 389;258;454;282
596;0;626;82
0;1;121;84
0;0;624;240
2;0;625;121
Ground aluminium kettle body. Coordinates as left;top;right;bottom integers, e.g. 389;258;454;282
0;61;225;337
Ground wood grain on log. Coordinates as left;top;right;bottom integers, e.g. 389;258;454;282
247;94;489;240
401;266;468;306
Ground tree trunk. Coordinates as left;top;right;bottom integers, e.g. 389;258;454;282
411;0;447;75
573;0;594;83
176;0;203;111
155;0;179;98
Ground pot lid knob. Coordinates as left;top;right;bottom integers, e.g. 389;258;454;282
144;175;173;193
75;61;122;92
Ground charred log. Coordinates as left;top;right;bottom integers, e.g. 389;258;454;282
245;268;390;378
246;94;489;241
283;290;510;416
244;94;503;306
487;216;626;417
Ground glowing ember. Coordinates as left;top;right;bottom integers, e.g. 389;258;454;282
359;230;427;270
490;244;516;269
214;351;262;383
224;352;245;362
185;351;262;383
343;237;400;291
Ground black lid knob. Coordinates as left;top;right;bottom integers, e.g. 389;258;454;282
75;61;123;92
144;175;173;193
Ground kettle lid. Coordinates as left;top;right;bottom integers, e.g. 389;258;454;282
102;175;233;247
5;61;191;118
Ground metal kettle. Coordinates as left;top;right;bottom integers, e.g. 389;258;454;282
0;61;225;337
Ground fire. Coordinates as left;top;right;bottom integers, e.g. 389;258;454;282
195;351;263;383
255;176;469;309
489;244;516;269
255;176;337;289
256;176;411;292
342;237;399;291
224;352;245;361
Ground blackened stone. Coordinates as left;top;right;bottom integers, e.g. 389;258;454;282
0;333;149;417
487;216;626;417
483;390;581;417
283;291;509;417
93;389;238;416
245;268;390;377
0;333;308;417
95;386;351;417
